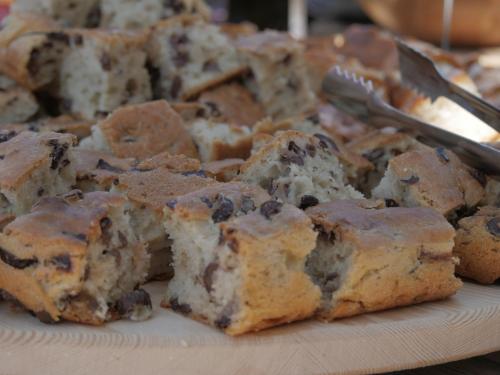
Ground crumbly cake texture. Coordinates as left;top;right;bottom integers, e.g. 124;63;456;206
56;29;152;119
0;84;39;124
147;15;247;101
252;114;373;187
163;182;321;335
100;0;211;29
236;31;316;120
188;118;253;162
111;165;217;280
11;0;101;27
238;131;363;208
305;200;462;320
72;149;136;192
79;100;198;160
0;131;77;217
197;83;265;127
202;159;244;182
372;147;485;218
2;115;93;140
0;13;67;90
348;128;429;194
454;206;500;284
0;191;151;325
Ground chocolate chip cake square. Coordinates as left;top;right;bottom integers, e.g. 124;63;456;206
79;100;198;160
0;13;68;90
236;31;317;119
0;131;77;217
188;118;253;162
56;29;152;119
454;206;500;284
238;131;363;208
147;15;247;101
111;163;217;280
11;0;100;27
305;200;462;320
0;191;151;324
372;147;485;218
163;182;321;335
100;0;211;29
2;115;93;140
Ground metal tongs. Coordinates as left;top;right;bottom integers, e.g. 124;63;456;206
322;39;500;175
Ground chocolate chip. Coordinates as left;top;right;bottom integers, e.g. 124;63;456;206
169;297;192;314
169;33;189;48
240;195;256;214
63;190;84;201
62;231;87;242
170;76;183;99
173;51;190;68
0;247;38;269
314;133;339;152
305;144;316;157
267;180;278;195
280;151;304;166
166;199;177;209
435;147;450;163
469;169;487;187
299;195;319;210
486;218;500;237
165;0;186;13
288;141;305;155
118;231;128;248
86;5;101;28
214;315;231;329
385;199;399;207
50;254;72;272
203;262;218;293
200;196;213;208
204;101;222;117
363;148;384;162
47;32;70;45
96;159;124;173
47;139;69;170
116;289;152;318
182;170;207;178
212;196;234;223
27;48;41;76
100;53;112;71
122;136;137;143
0;131;17;143
100;217;112;244
37;188;45;197
400;175;419;185
282;53;293;65
73;34;83;45
202;59;220;72
260;200;283;219
307;114;320;124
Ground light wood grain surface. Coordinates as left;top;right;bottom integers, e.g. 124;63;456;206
0;282;499;375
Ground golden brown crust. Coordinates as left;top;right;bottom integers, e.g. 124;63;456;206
202;159;243;182
219;22;258;40
0;131;76;189
135;152;201;172
99;100;198;160
198;83;265;127
454;206;500;284
2;115;93;140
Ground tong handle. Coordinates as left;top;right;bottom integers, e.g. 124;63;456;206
366;95;500;175
445;80;500;133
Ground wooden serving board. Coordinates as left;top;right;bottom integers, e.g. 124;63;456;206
1;282;499;375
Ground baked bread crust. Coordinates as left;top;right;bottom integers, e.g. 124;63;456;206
306;200;462;320
454;206;500;284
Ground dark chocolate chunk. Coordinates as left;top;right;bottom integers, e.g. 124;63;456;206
100;53;112;71
166;199;178;209
203;262;219;293
400;175;420;185
240;195;256;214
267;180;278;195
182;170;207;178
260;200;283;219
100;217;112;244
118;231;128;248
169;297;192;314
200;196;213;208
486;218;500;237
288;141;304;156
47;139;69;170
214;315;231;329
0;131;17;143
96;159;124;173
86;5;101;28
212;196;234;223
363;148;384;162
305;144;316;157
63;189;84;201
204;101;222;117
0;247;38;269
385;199;399;207
47;32;70;45
202;59;220;72
37;188;45;197
122;136;137;143
169;33;189;47
170;76;183;99
299;195;319;210
280;151;304;166
469;169;487;187
314;133;339;152
173;51;190;68
307;114;320;124
116;289;152;318
50;254;72;272
27;48;41;76
435;147;450;163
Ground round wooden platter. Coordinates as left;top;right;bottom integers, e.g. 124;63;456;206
1;282;499;375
